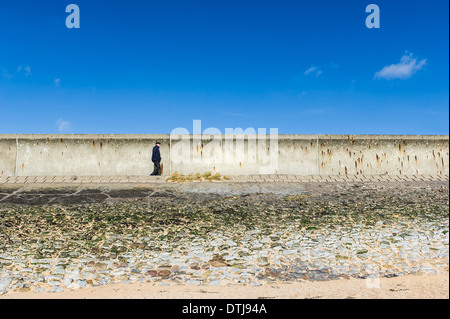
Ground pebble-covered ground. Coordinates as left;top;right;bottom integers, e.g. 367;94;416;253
0;180;448;294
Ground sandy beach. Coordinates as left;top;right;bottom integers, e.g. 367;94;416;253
1;272;448;299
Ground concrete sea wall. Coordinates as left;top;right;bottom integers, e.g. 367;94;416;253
0;134;448;176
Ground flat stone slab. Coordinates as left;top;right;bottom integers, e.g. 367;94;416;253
0;182;311;205
0;177;449;206
178;182;310;196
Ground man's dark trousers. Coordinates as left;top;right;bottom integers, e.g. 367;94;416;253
151;161;161;176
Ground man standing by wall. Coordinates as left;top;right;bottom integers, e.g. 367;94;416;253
150;141;162;175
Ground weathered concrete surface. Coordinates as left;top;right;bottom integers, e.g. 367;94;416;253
170;134;318;176
318;135;449;176
0;135;16;177
0;134;448;176
15;135;170;176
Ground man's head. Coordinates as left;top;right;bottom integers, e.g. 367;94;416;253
155;141;161;147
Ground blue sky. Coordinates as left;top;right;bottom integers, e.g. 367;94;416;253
0;0;448;134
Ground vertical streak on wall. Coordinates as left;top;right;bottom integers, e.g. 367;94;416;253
169;135;172;176
316;134;320;175
14;134;18;176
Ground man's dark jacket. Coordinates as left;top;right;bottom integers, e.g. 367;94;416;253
152;145;161;162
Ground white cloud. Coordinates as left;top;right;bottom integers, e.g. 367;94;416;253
54;78;61;87
375;53;426;80
304;66;317;75
56;119;71;132
304;66;322;78
1;65;32;79
17;65;32;76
